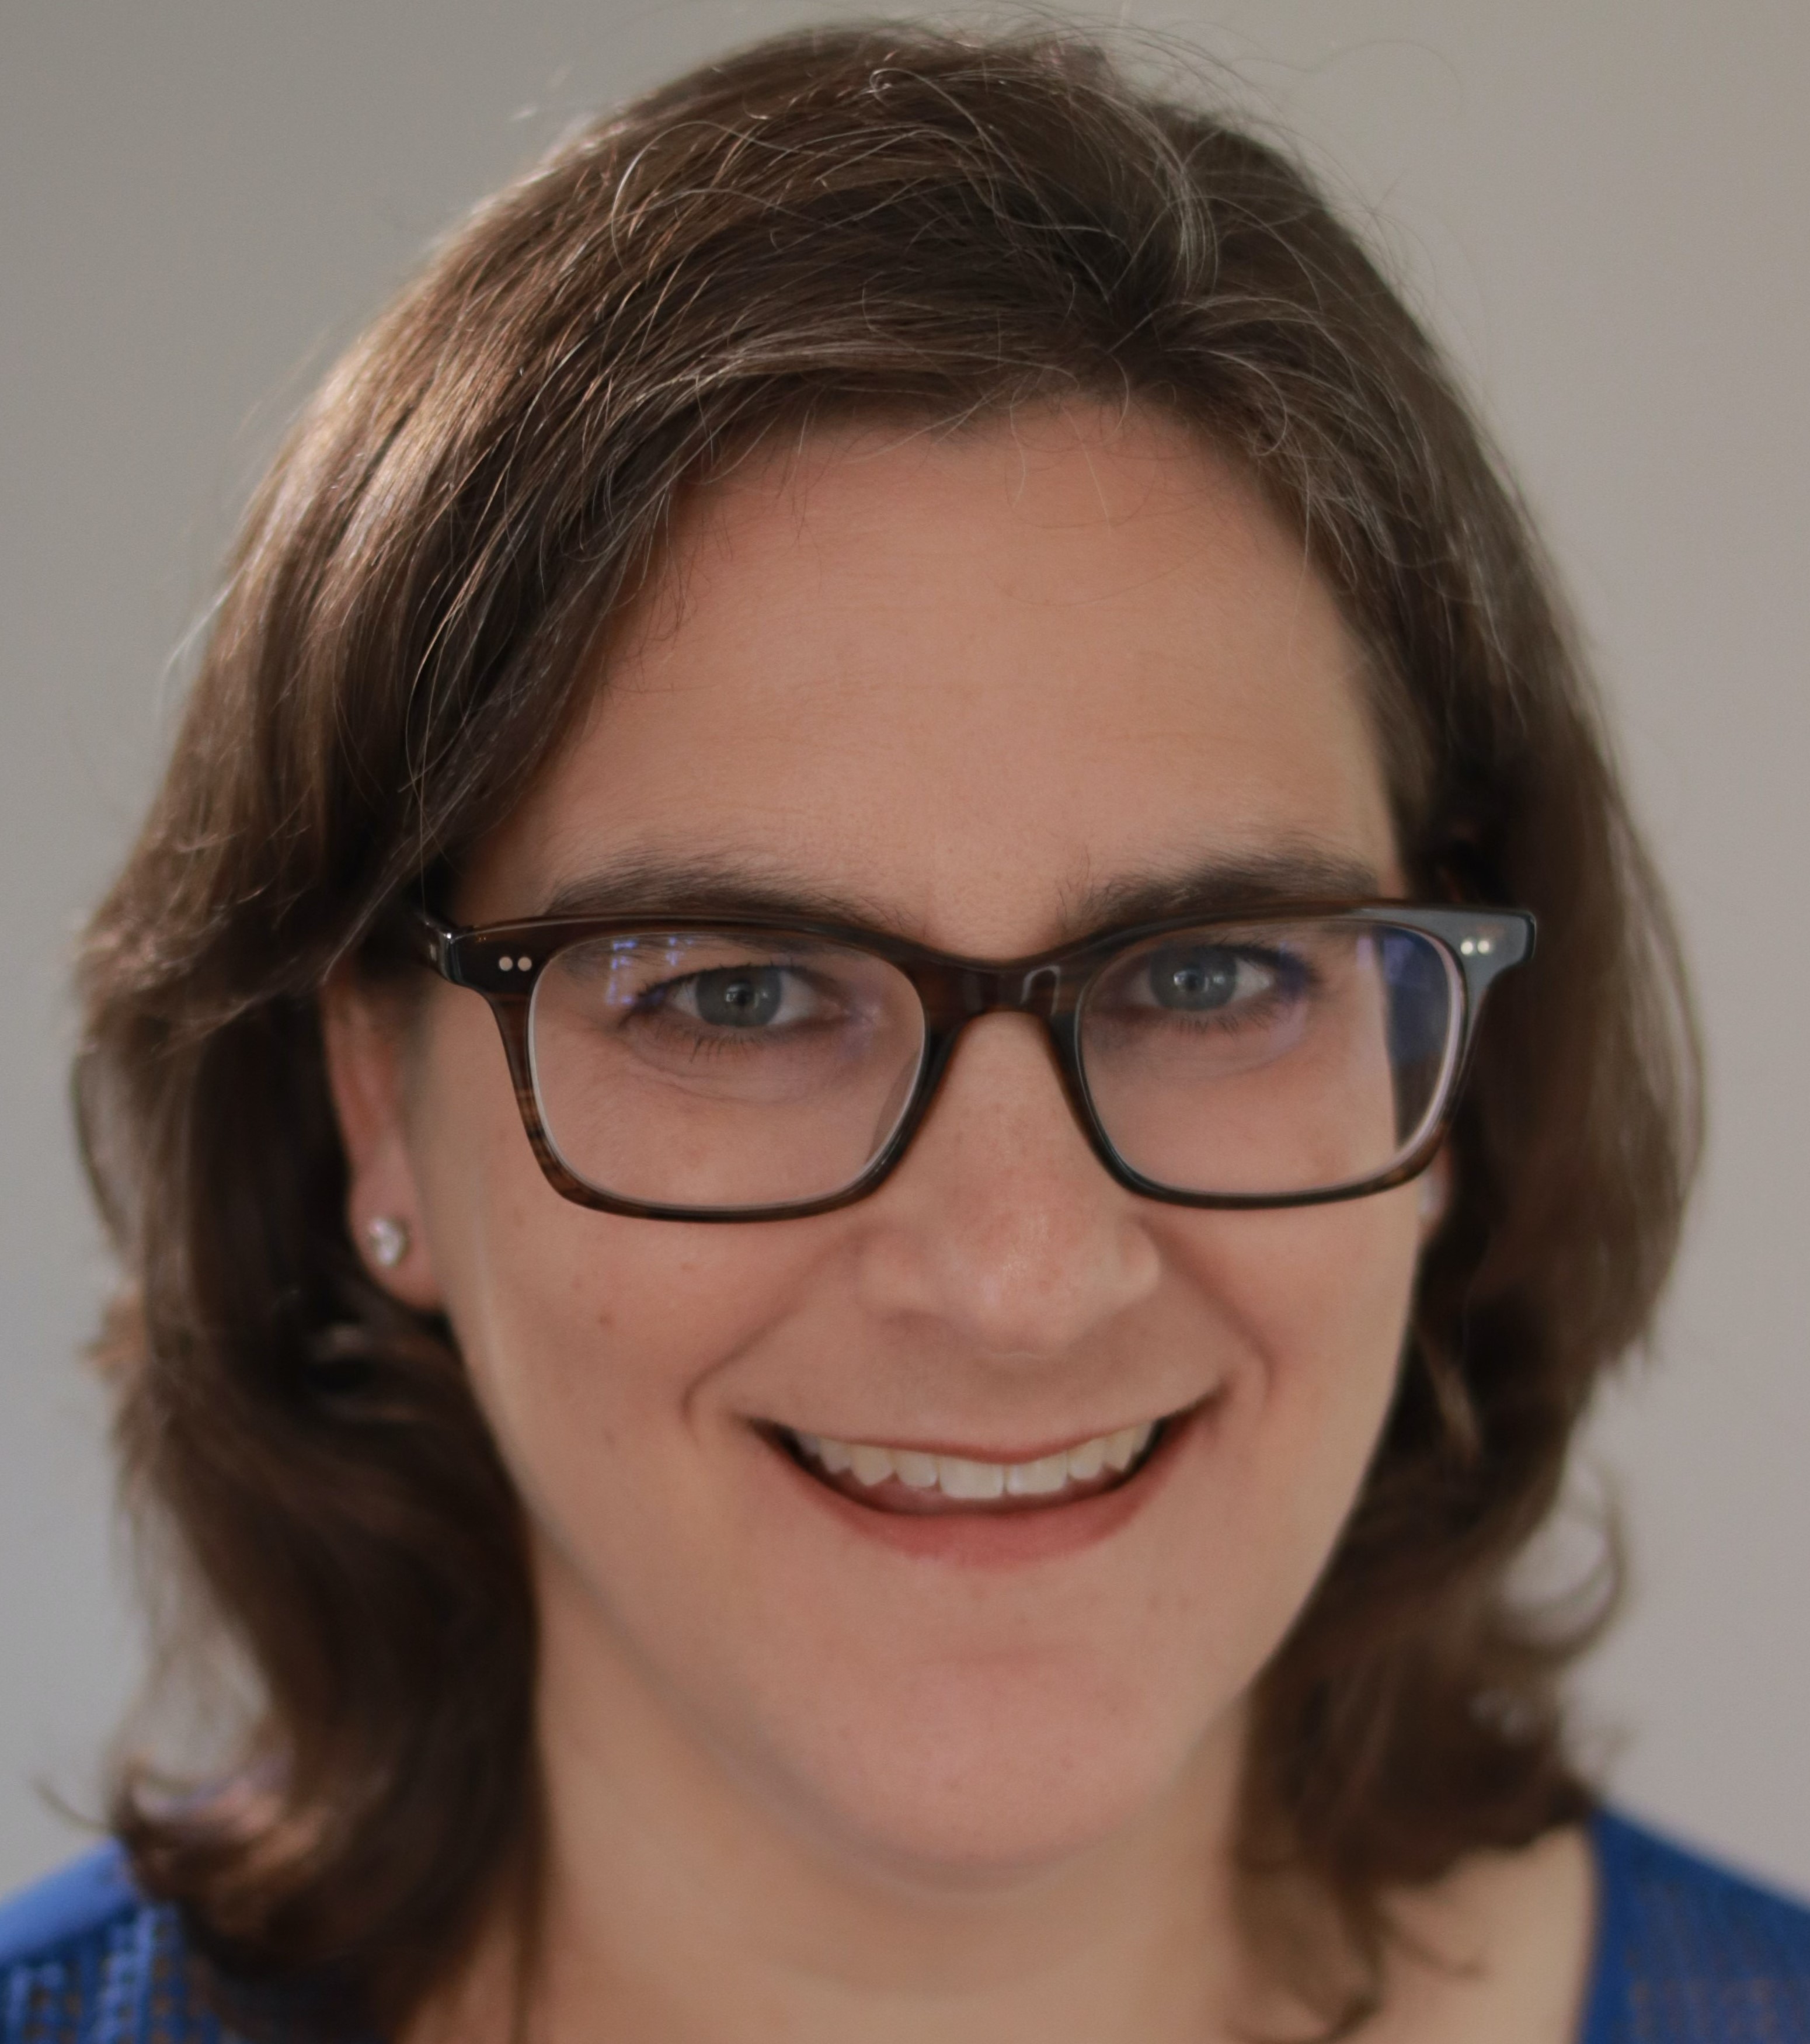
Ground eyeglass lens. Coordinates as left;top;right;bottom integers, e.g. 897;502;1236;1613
524;921;1460;1213
1076;923;1457;1198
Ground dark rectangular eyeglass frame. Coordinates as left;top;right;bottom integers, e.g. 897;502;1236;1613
400;901;1535;1222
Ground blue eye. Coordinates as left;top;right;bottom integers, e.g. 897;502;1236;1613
686;967;788;1028
1143;945;1272;1011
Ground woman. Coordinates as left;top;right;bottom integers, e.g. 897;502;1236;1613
1;22;1804;2043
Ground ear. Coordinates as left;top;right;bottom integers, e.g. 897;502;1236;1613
321;968;445;1312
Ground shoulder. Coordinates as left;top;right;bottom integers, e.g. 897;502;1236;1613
1583;1806;1810;2042
0;1843;216;2042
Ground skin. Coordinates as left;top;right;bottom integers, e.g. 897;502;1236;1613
327;405;1592;2041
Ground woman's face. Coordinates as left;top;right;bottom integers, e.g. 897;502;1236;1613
343;405;1423;1882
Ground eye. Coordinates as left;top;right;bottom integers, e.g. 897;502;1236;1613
1141;945;1277;1012
669;964;808;1030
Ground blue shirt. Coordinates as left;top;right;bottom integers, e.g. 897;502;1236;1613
1;1809;1806;2040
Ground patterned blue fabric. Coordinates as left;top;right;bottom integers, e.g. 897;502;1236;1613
2;1808;1807;2040
1582;1811;1810;2043
0;1844;228;2042
0;1847;317;2043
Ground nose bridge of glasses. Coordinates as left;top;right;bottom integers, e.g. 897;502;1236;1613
1012;961;1064;1014
935;960;1066;1024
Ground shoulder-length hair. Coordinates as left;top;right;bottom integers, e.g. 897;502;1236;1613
76;23;1697;2033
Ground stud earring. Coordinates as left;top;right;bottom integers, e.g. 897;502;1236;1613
363;1215;411;1269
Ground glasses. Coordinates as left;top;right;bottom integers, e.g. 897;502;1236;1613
402;901;1533;1222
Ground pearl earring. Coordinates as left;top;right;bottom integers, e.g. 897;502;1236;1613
364;1215;411;1269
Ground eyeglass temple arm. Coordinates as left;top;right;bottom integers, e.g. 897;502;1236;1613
367;901;460;978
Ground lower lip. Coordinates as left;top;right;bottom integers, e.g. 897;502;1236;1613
766;1406;1206;1567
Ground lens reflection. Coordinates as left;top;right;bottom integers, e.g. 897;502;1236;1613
528;931;926;1210
1078;922;1459;1197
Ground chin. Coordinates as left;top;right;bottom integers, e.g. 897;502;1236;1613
745;1653;1232;1883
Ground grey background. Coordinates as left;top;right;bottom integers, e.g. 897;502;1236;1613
4;1;1807;1894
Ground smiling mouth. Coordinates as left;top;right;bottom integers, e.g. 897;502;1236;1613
776;1416;1172;1515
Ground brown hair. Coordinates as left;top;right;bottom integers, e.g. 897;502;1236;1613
76;22;1697;2034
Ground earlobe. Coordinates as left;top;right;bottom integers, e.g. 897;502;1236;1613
320;970;445;1311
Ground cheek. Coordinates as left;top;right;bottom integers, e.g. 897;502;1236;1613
1162;1190;1422;1587
406;989;829;1526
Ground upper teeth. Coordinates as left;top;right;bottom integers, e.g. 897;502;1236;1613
792;1422;1156;1500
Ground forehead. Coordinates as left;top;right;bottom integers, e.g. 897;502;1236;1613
472;405;1400;948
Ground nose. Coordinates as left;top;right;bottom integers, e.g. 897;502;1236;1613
852;1013;1162;1358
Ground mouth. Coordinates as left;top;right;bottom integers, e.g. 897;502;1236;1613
775;1414;1173;1517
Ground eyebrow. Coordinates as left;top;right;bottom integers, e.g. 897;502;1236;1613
1067;847;1385;930
539;857;914;932
535;843;1386;947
